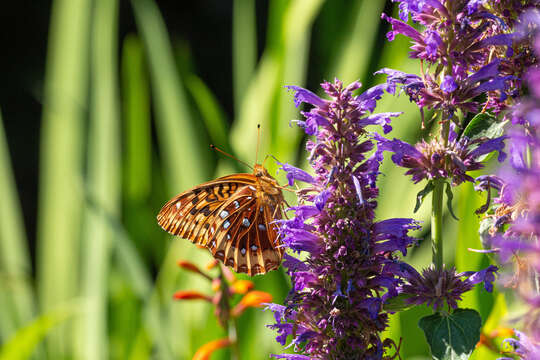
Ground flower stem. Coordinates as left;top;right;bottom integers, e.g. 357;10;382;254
431;179;444;270
228;317;241;360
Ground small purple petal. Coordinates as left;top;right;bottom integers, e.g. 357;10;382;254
277;162;315;185
357;112;401;134
285;85;326;108
314;189;331;211
468;136;507;162
352;176;364;205
441;75;458;93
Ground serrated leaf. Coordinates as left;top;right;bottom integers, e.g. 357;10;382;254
419;308;482;360
383;294;416;312
463;113;506;141
415;181;435;213
445;182;459;221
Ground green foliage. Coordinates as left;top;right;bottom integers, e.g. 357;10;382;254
415;181;435;213
0;0;508;359
463;113;506;141
0;304;79;360
445;182;459;221
419;309;482;360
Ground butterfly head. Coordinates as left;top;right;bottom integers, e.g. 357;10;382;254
253;163;283;196
253;163;270;178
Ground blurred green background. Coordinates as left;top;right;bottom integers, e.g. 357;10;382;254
0;0;505;359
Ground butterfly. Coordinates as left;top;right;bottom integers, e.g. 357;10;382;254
157;146;287;276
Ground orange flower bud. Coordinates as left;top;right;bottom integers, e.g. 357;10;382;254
206;259;219;270
230;280;254;294
173;290;212;302
212;278;221;292
231;290;273;317
177;260;212;280
192;338;232;360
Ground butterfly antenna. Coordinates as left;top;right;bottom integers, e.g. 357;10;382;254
255;124;261;164
210;144;253;170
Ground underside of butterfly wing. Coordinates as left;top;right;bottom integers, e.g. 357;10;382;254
157;173;285;276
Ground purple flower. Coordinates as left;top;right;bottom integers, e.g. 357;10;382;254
399;265;496;311
441;75;457;93
277;162;315;186
466;0;486;15
381;1;530;115
376;133;507;186
269;80;420;359
285;85;327;108
502;330;540;359
475;14;540;352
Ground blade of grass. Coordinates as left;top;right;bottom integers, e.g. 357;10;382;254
231;0;324;173
184;74;232;156
184;73;245;175
130;1;219;357
122;34;151;204
83;195;154;359
37;0;92;356
327;0;385;84
77;0;121;358
233;0;257;112
271;0;325;167
0;302;79;360
117;34;155;359
0;110;35;340
130;0;212;191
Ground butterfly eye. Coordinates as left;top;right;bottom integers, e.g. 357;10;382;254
255;171;263;177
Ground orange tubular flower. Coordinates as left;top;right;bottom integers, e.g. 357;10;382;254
231;290;273;317
173;290;212;302
230;280;254;294
192;338;232;360
177;260;212;280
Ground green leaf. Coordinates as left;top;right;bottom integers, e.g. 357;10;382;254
0;303;79;360
462;113;506;141
415;181;435;213
445;182;459;221
383;294;416;312
419;308;482;360
0;110;35;338
37;0;91;356
79;0;121;358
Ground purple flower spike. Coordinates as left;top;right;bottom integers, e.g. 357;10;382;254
269;79;419;358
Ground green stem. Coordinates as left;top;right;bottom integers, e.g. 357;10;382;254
431;179;444;270
228;317;241;360
219;268;240;360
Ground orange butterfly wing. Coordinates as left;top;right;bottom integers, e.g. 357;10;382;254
157;173;284;276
